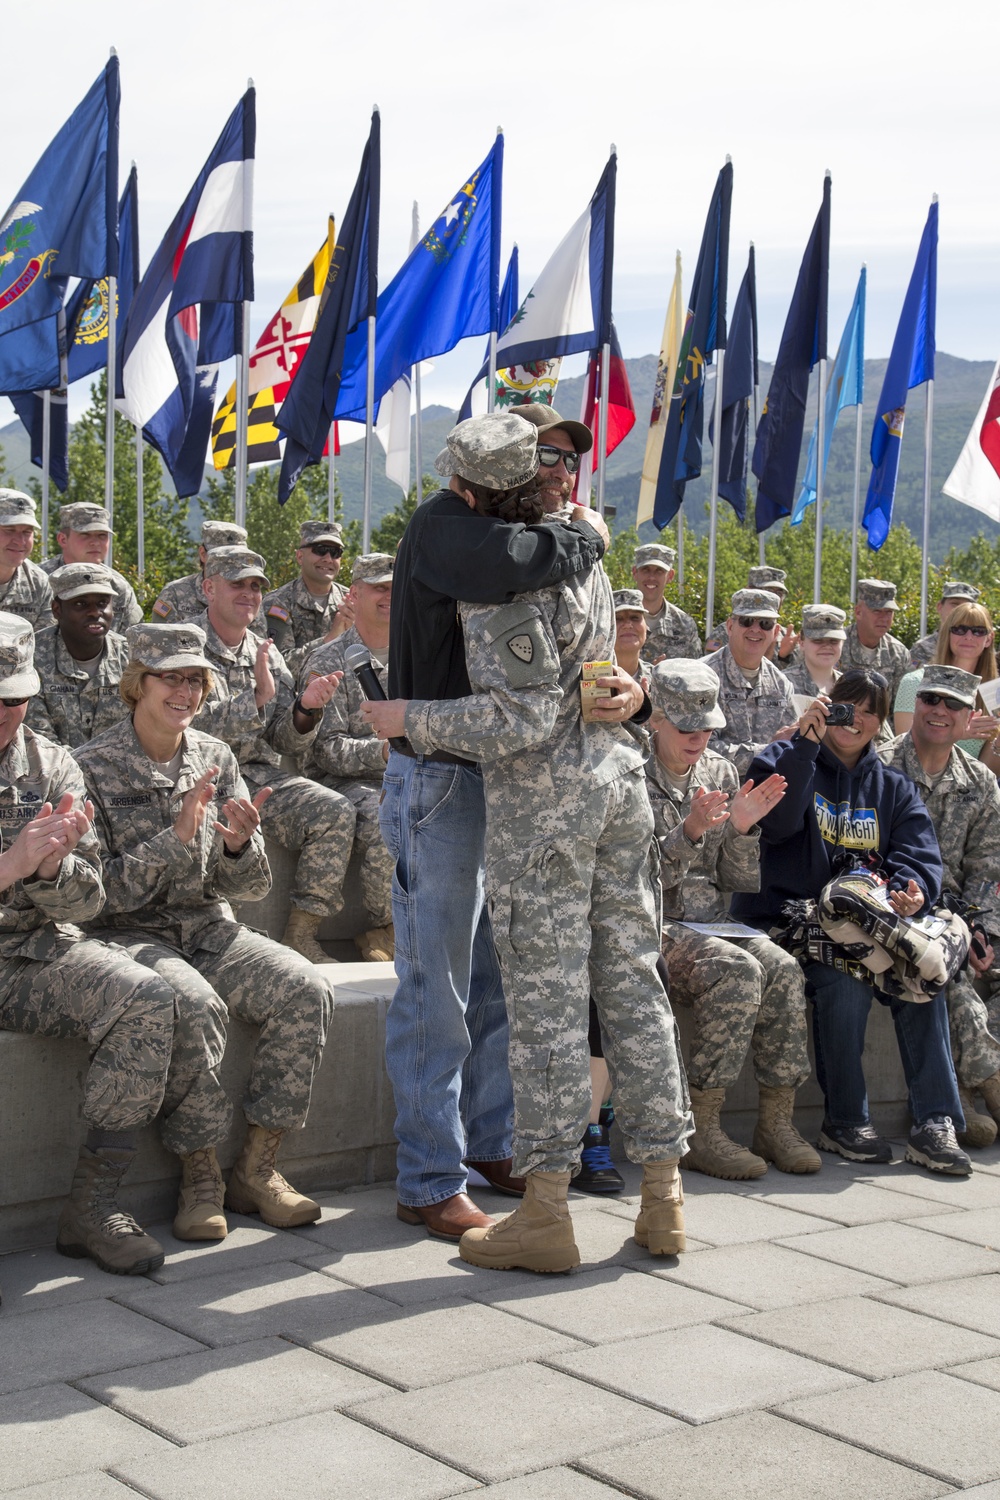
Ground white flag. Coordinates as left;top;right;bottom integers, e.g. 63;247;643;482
943;359;1000;523
376;373;412;495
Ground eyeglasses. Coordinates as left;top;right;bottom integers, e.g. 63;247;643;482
0;696;29;708
536;445;582;474
736;616;778;630
309;544;343;559
148;672;205;691
950;624;990;638
918;692;968;711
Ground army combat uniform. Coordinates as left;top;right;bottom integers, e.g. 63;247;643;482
153;571;265;634
839;621;911;702
26;627;130;748
76;720;333;1149
263;575;347;666
0;559;53;632
703;644;797;778
644;600;702;663
39;556;142;635
299;624;393;928
909;631;938;669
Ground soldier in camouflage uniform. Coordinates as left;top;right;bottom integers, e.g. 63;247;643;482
703;589;798;777
632;542;702;662
706;566;789;658
879;663;1000;1147
910;581;981;668
76;622;335;1240
0;491;53;630
0;613;179;1278
783;604;847;698
298;553;394;962
39;503;143;635
646;659;818;1179
612;588;655;685
27;564;130;747
151;520;263;631
840;579;912;701
366;413;693;1273
262;519;350;671
191;546;353;965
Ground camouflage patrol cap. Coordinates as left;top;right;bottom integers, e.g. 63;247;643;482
58;502;113;534
299;519;343;548
201;520;248;549
434;413;539;491
49;562;117;601
917;663;981;709
613;589;646;614
509;401;593;453
857;578;899;611
649;659;727;731
203;545;269;585
730;588;781;620
941;580;980;603
0;612;40;697
351;553;394;586
801;603;847;641
634;543;676;572
0;490;40;530
748;565;788;596
126;622;213;673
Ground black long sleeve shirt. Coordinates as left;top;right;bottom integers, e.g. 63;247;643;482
388;490;607;702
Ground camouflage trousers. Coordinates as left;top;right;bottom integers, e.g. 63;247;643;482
319;775;393;929
87;921;333;1154
948;972;1000;1088
246;769;356;919
487;768;693;1176
0;935;175;1133
661;925;811;1092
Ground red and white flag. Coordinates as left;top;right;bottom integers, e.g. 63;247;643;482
943;359;1000;523
575;323;635;503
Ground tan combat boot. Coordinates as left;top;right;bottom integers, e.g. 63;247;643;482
225;1126;321;1227
958;1084;998;1147
281;908;331;965
684;1086;767;1180
634;1159;686;1256
56;1146;165;1275
753;1086;822;1173
459;1170;580;1273
355;925;395;962
173;1148;228;1241
975;1071;1000;1129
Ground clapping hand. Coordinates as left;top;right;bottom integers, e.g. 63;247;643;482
253;640;276;710
684;786;730;841
729;774;787;834
214;787;271;853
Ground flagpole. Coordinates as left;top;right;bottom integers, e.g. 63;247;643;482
235;300;250;527
411;201;423;499
705;347;726;638
327;424;337;523
363;315;375;550
753;375;764;566
813;356;828;602
920;376;934;636
40;391;51;561
675;515;684;602
135;422;145;575
850;356;864;603
104;274;117;564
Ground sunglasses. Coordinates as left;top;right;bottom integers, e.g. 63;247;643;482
918;692;969;711
309;544;343;559
536;445;582;474
950;624;990;638
0;696;29;708
736;616;778;630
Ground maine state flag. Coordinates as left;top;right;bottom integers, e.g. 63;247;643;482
334;135;502;422
862;203;937;550
792;265;865;525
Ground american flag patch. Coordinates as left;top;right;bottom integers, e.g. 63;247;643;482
267;604;290;622
152;599;172;618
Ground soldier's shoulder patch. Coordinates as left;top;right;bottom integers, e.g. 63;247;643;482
507;633;534;664
267;604;290;622
152;598;172;618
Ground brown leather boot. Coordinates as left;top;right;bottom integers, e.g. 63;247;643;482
753;1086;822;1173
173;1148;228;1241
958;1084;998;1147
634;1159;686;1256
56;1147;164;1275
976;1071;1000;1130
225;1126;320;1227
282;908;332;965
459;1170;580;1273
685;1086;767;1180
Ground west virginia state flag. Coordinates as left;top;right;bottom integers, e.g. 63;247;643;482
212;219;335;469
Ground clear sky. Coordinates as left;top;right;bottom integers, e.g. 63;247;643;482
3;0;997;423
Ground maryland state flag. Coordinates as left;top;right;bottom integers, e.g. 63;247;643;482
212;218;335;469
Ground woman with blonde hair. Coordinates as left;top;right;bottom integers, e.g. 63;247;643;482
894;601;999;765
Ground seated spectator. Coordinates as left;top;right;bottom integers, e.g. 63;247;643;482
263;520;350;669
910;581;981;668
298;552;396;962
612;588;654;683
840;579;911;701
39;502;142;634
706;566;788;658
783;605;846;698
27;563;129;747
880;664;1000;1147
733;668;971;1177
632;543;701;661
0;490;52;630
646;659;817;1178
152;519;260;626
894;601;1000;767
76;623;336;1237
703;588;797;776
0;612;179;1276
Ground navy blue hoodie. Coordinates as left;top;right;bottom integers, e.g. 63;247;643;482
731;732;943;929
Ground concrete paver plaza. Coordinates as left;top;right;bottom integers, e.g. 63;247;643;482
6;1146;1000;1498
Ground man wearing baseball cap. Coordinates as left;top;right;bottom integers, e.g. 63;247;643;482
507;402;593;519
27;563;130;747
910;581;982;669
151;519;263;630
841;579;911;702
632;542;701;662
0;489;53;630
262;519;350;667
40;502;143;635
703;589;798;776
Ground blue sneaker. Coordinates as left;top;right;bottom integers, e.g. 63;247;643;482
573;1124;625;1194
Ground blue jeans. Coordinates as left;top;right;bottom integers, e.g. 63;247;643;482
803;962;964;1130
379;751;513;1207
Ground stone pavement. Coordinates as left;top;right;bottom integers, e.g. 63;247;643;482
6;1148;1000;1498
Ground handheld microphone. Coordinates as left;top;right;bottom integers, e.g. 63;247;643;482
344;642;410;753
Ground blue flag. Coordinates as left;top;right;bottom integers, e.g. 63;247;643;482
277;112;380;501
710;245;757;520
458;242;519;420
0;58;119;392
753;176;831;533
10;165;140;493
862;205;937;551
792;265;865;525
652;162;732;529
334;136;502;422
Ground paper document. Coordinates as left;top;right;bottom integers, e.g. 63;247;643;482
679;921;766;939
977;677;1000;715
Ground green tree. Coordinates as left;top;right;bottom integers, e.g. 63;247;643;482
201;460;343;590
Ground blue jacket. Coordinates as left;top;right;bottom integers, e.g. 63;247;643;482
731;732;943;929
